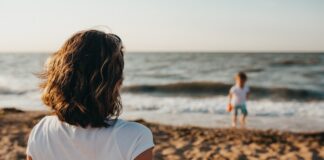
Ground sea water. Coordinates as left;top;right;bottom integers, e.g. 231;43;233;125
0;52;323;131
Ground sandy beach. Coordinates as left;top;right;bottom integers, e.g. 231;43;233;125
1;108;324;160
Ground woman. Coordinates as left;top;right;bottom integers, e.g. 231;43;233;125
26;30;154;160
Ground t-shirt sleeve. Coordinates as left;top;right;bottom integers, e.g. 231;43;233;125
25;116;48;158
26;132;34;156
129;126;154;160
116;121;155;160
26;121;39;157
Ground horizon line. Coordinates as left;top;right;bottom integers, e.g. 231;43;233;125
0;50;323;54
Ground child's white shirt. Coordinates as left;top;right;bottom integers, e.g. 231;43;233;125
230;85;250;106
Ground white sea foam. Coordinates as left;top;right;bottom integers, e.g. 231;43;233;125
121;93;324;118
120;93;324;132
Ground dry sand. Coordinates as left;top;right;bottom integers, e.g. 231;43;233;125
1;108;324;160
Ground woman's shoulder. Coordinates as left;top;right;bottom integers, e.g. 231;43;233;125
27;115;59;146
29;115;58;135
32;115;58;128
113;119;153;145
31;116;152;137
114;119;152;135
113;119;154;159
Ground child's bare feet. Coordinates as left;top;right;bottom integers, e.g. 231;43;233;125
240;116;246;128
232;115;237;128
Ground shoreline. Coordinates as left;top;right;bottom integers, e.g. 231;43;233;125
1;108;324;159
2;106;324;132
122;110;324;133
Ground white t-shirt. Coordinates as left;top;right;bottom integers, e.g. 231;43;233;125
230;85;250;106
26;116;154;160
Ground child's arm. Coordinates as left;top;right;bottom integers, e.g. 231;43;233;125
226;92;233;112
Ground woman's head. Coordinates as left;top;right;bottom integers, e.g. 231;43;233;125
40;30;124;128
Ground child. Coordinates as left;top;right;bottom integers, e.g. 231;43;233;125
26;30;154;160
227;72;250;128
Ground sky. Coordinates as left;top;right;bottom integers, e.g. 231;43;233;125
0;0;323;53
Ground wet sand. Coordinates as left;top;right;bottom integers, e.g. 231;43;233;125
122;111;324;132
1;108;324;160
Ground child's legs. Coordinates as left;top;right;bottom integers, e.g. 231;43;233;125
232;115;237;127
232;106;239;127
239;104;248;127
240;115;246;127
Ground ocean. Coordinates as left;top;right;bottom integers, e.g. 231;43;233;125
0;52;323;131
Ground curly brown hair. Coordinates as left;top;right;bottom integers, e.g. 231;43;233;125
39;30;124;128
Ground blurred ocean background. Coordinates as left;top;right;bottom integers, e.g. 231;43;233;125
0;52;323;131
